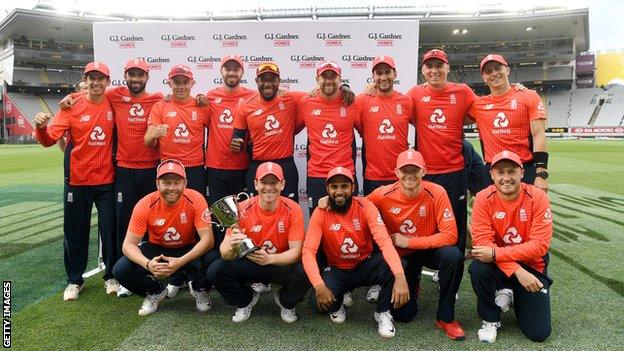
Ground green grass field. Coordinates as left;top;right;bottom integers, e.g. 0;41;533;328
1;140;623;350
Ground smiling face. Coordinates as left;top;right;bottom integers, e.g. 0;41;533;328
221;61;244;89
254;174;284;207
326;175;354;213
490;160;524;201
157;173;187;205
421;58;449;89
84;72;110;97
395;165;425;193
168;76;194;100
481;61;511;92
316;70;341;98
124;68;148;95
255;72;280;101
373;63;396;94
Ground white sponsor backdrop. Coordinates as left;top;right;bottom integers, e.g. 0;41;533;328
94;20;419;218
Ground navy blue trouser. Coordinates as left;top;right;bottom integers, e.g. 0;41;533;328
424;169;468;253
206;167;247;247
210;258;310;309
114;166;157;259
462;139;489;195
469;260;552;342
185;165;207;198
64;183;116;284
113;242;219;296
392;246;464;323
246;157;299;200
311;253;396;313
363;179;395;196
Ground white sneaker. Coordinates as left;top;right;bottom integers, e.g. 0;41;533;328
329;305;346;324
374;311;396;339
251;282;272;293
138;288;168;316
63;284;83;301
432;270;440;283
366;285;381;302
478;321;501;343
495;288;513;313
232;292;260;323
117;285;132;298
189;282;212;313
274;293;297;323
166;284;182;298
343;291;354;307
105;278;120;295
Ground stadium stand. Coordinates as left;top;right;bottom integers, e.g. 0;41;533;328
7;92;47;124
593;86;624;126
13;68;43;86
568;88;602;126
42;94;65;115
545;90;572;128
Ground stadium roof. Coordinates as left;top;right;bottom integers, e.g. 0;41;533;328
0;6;589;52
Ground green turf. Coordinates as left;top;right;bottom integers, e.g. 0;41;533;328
2;141;624;350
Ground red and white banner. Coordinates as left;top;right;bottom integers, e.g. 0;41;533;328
3;93;35;137
570;126;624;136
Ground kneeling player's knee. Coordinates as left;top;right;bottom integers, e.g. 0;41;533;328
524;326;551;342
440;246;464;265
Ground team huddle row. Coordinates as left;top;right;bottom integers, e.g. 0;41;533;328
33;48;553;343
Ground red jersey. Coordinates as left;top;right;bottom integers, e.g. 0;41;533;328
36;97;115;186
302;197;404;288
128;188;211;248
407;83;477;174
468;88;546;163
226;196;304;253
233;92;306;161
205;86;257;170
356;92;414;181
471;183;553;277
106;87;163;168
148;98;211;167
368;181;457;256
299;94;363;178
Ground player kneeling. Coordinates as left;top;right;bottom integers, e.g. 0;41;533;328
113;160;217;316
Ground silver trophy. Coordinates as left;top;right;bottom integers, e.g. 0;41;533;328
209;192;259;258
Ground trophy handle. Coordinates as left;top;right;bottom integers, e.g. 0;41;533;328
210;221;225;231
236;192;250;202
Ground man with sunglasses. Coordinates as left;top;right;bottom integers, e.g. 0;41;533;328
113;159;216;316
34;62;117;301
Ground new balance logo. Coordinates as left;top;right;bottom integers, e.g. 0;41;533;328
502;227;522;244
219;109;233;123
89;126;105;140
80;115;91;122
484;104;494;110
322;123;337;138
494;211;506;219
378;119;395;134
167;111;177;117
420;96;431;103
311;109;322;116
154;218;165;226
265;115;280;130
251;225;262;232
174;123;189;137
163;227;181;242
129;103;145;117
329;223;341;231
340;237;358;254
429;108;446;123
399;219;416;234
370;106;380;113
493;112;509;128
389;207;401;215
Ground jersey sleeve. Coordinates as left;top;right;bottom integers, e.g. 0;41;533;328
288;91;308;104
128;198;149;236
147;101;163;126
365;186;384;206
302;209;325;288
353;94;366;133
192;194;212;230
364;199;404;276
232;102;249;130
471;192;521;276
495;190;553;263
408;188;457;249
36;110;71;146
527;90;547;121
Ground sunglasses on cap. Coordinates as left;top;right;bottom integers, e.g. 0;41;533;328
257;63;279;73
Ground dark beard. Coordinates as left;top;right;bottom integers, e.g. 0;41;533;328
128;84;145;95
329;195;353;214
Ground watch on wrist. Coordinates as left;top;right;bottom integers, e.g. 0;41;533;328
536;171;549;180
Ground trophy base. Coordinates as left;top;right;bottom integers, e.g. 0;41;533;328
237;245;260;259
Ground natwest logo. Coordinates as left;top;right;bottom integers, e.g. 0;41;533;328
341;54;375;69
321;123;338;142
264;115;280;131
399;219;417;234
316;32;352;47
161;34;196;48
174;123;190;140
265;33;300;47
368;32;403;47
89;126;106;146
109;35;144;49
429;108;447;124
340;237;359;254
212;33;248;47
290;54;325;69
502;227;522;245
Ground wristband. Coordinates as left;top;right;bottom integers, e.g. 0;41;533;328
533;151;549;169
492;248;496;262
146;259;151;271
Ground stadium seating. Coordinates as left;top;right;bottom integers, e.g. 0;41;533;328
593;86;624;126
568;88;602;126
7;92;45;124
13;68;43;86
545;90;572;128
42;94;65;115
